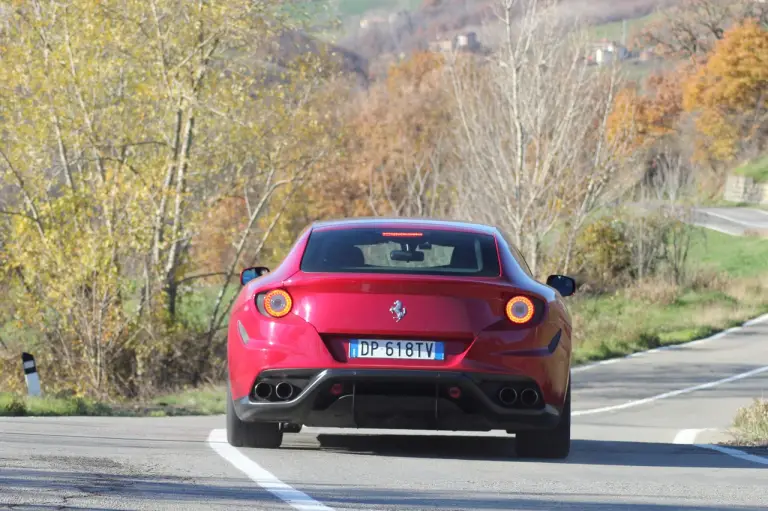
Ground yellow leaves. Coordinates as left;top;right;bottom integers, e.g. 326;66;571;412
0;0;343;397
686;19;768;111
608;66;688;154
681;18;768;162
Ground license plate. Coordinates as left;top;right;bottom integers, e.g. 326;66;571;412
349;339;445;360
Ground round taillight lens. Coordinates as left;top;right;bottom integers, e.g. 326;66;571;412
505;296;535;324
263;289;292;318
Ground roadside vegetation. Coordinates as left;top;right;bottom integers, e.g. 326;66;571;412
2;0;768;417
728;399;768;448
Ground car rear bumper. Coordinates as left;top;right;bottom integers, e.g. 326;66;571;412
231;368;563;432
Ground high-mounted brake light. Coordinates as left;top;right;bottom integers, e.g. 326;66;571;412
505;296;535;324
381;232;423;237
263;289;293;318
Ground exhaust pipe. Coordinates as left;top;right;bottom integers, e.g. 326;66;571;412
275;382;294;401
520;388;540;407
254;382;273;400
498;387;518;406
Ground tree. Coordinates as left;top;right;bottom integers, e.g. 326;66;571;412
607;67;687;151
637;0;768;63
682;18;768;161
447;0;637;276
0;0;340;396
345;51;456;218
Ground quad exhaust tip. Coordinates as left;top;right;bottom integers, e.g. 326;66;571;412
275;381;294;401
254;382;273;400
498;387;518;406
520;388;540;407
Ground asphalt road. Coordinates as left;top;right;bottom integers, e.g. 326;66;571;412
3;317;768;511
693;207;768;236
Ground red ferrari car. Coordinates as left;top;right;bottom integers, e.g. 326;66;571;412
226;218;576;458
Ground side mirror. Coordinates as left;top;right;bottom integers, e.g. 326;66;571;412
546;274;576;297
240;266;270;286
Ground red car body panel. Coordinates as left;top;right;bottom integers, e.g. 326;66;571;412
227;218;573;430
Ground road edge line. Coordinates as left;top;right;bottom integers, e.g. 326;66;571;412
206;429;335;511
572;313;768;374
673;428;768;467
573;365;768;416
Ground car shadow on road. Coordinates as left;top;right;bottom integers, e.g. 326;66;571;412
302;434;767;468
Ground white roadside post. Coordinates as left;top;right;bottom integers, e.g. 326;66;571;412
21;352;42;397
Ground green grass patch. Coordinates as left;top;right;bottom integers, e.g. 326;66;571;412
587;13;658;42
0;385;226;418
0;393;114;417
733;156;768;184
571;292;768;365
571;226;768;364
687;227;768;277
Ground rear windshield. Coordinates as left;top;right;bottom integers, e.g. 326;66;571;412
300;227;501;277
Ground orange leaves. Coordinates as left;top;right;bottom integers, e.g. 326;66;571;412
385;51;446;94
607;68;687;151
682;18;768;161
684;19;768;113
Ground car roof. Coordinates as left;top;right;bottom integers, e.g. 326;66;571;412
309;217;500;236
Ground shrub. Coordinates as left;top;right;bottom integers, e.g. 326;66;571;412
731;398;768;446
573;217;632;287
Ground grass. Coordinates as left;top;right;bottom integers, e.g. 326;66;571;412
727;399;768;447
587;12;658;43
3;227;768;418
571;227;768;363
733;155;768;184
0;385;226;418
687;228;768;277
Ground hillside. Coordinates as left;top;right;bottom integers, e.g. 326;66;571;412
328;0;679;60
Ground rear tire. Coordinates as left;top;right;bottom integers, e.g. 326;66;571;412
226;386;283;449
515;376;571;459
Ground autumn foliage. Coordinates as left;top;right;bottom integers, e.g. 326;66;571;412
682;18;768;161
2;0;767;400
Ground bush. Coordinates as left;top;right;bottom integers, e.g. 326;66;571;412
731;399;768;446
573;217;632;287
573;208;698;290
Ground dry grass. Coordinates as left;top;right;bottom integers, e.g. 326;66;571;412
571;270;768;364
622;276;682;305
729;399;768;447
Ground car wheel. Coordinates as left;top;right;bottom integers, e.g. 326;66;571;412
226;386;283;449
515;376;571;459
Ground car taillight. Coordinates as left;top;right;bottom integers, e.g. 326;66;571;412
263;289;293;318
505;296;535;324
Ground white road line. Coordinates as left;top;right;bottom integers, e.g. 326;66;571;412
693;443;768;466
572;313;768;374
573;365;768;416
673;428;768;466
206;429;334;511
698;209;768;228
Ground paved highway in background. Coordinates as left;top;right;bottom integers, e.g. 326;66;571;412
2;317;768;510
694;207;768;236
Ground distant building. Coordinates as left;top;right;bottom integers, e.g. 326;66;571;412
456;32;479;50
428;32;482;54
589;39;630;65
